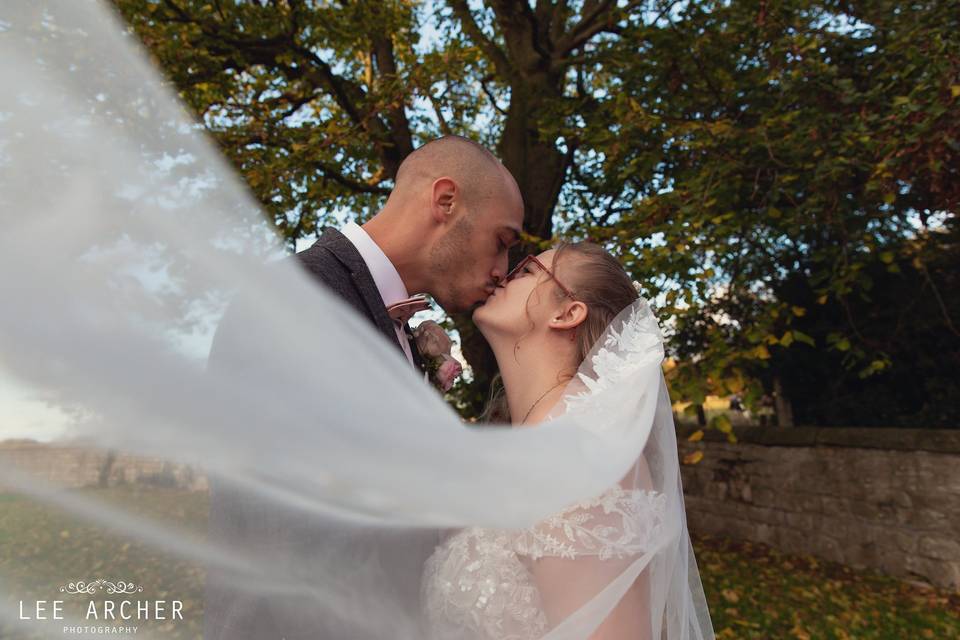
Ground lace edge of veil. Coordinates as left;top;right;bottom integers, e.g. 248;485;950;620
562;298;665;416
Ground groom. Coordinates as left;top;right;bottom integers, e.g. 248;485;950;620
283;135;523;372
204;135;524;639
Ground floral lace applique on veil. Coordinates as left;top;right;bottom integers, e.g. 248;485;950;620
512;486;667;562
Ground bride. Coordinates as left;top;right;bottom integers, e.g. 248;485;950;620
422;243;709;639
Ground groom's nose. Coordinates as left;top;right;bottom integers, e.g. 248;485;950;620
485;278;501;296
490;264;505;286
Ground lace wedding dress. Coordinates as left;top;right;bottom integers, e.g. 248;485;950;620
421;484;668;640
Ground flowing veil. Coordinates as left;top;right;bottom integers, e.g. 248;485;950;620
0;1;714;639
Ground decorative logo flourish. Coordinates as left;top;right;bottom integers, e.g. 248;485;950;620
58;579;144;595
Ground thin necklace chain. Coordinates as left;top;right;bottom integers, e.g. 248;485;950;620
520;379;568;424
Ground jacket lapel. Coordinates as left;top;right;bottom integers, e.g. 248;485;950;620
402;322;429;377
316;227;405;356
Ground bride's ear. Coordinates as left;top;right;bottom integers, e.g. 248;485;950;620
551;300;588;332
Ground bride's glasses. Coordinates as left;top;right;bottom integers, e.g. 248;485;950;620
501;255;578;300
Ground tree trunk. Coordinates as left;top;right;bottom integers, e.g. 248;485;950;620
453;85;567;416
696;404;707;427
498;88;568;241
773;375;795;427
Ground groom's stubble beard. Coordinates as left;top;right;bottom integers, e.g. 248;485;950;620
428;211;475;312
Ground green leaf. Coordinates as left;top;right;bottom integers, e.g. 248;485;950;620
792;331;815;347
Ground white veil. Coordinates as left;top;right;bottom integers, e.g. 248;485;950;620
0;2;714;639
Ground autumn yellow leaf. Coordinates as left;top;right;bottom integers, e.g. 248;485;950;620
791;624;811;640
687;429;704;442
713;414;733;434
724;372;745;393
682;451;704;465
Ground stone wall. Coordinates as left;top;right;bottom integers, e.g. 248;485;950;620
678;426;960;590
0;440;207;492
4;430;958;590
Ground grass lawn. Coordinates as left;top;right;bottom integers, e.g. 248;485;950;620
0;487;207;639
1;487;957;639
694;534;960;639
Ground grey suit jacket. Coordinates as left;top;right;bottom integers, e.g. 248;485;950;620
203;228;436;639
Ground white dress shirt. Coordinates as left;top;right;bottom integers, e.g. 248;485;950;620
340;220;416;367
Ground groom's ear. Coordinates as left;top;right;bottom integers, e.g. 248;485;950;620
431;177;457;223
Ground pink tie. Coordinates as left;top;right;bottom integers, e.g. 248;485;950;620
386;295;431;325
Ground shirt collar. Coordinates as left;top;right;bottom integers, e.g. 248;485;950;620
339;220;409;307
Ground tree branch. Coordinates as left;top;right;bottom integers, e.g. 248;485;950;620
369;29;415;168
545;138;579;217
486;0;554;72
448;0;514;80
311;160;392;195
428;92;454;136
517;1;554;62
480;74;509;115
557;0;618;55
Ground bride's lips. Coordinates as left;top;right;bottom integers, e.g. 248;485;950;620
475;290;497;309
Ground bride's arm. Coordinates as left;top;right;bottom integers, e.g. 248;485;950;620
523;458;660;639
530;556;653;640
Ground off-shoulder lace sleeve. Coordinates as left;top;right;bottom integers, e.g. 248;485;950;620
511;486;667;561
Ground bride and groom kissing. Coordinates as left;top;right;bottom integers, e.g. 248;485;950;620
204;135;711;640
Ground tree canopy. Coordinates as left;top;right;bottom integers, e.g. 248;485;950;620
113;0;960;426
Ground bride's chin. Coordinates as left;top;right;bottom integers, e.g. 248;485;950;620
472;305;497;335
472;305;488;327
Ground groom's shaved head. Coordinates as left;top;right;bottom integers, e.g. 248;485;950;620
367;135;524;313
391;135;519;210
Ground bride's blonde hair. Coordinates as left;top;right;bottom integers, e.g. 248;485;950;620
481;241;639;423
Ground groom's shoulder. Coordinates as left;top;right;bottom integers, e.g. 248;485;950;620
284;228;346;268
284;227;350;284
